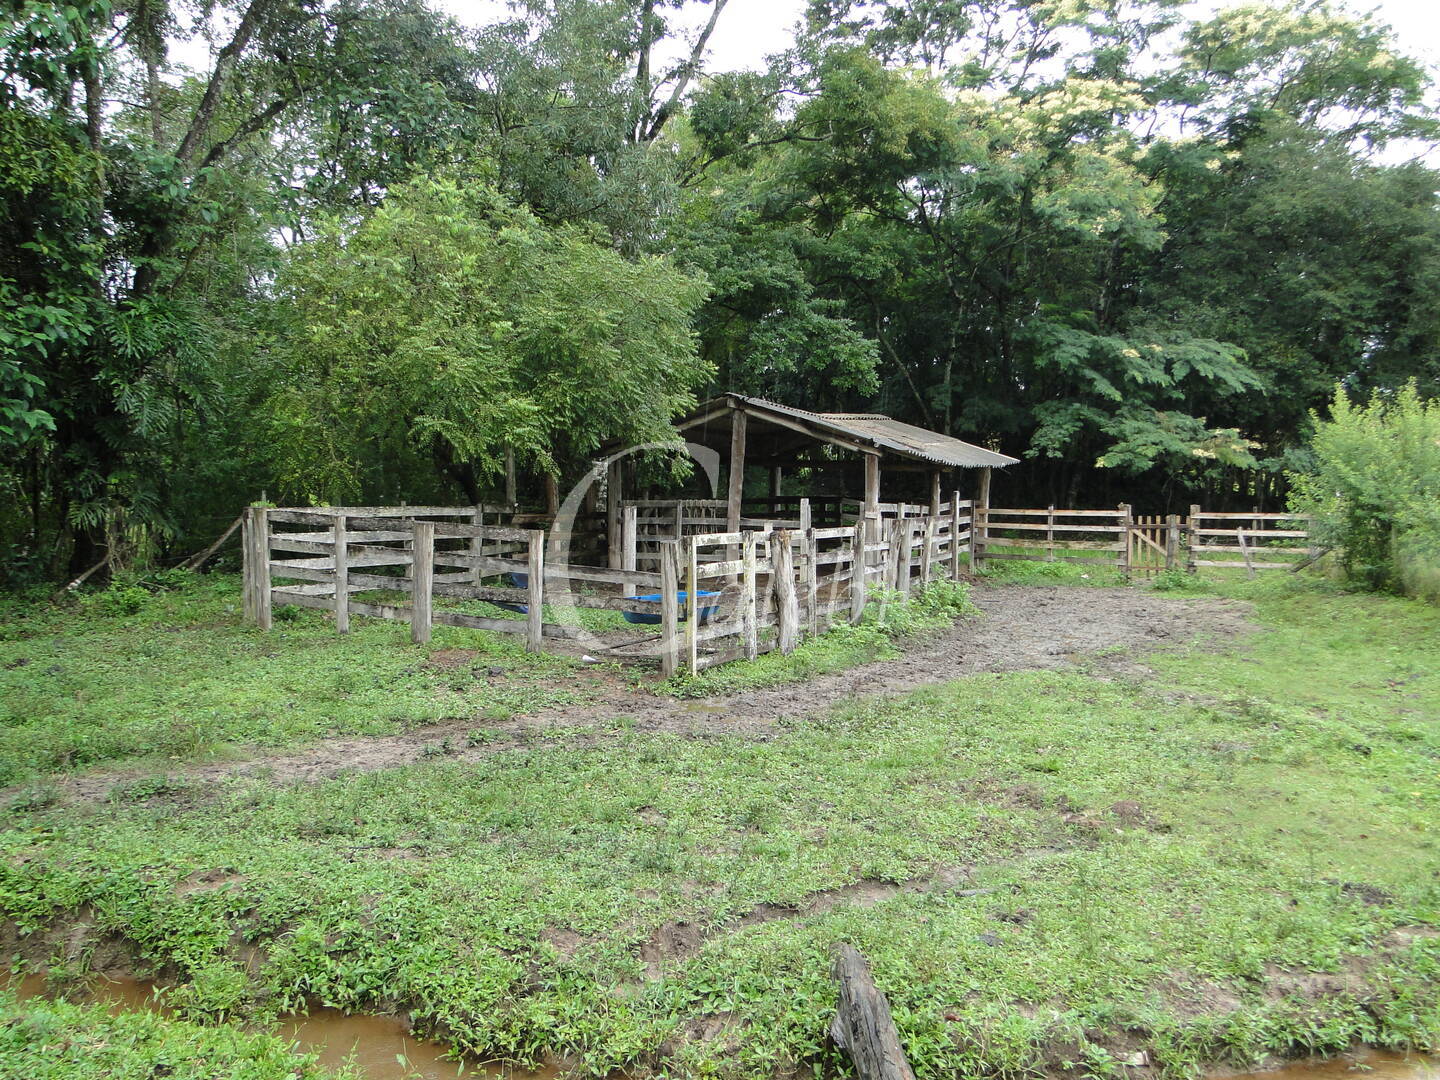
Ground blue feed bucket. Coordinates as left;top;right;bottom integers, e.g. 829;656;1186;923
623;590;720;626
493;571;528;613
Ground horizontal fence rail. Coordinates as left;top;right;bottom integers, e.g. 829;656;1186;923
242;498;1313;674
242;494;976;675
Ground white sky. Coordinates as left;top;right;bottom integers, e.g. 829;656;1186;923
433;0;1440;75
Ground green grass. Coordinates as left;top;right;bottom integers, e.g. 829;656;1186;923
661;580;980;697
2;575;1438;1077
0;987;355;1079
0;573;594;786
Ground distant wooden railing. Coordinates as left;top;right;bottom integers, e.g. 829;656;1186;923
972;505;1314;576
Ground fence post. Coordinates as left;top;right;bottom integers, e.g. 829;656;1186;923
971;504;985;570
469;504;485;585
1187;504;1200;573
526;530;544;651
920;514;936;584
253;506;272;630
950;492;963;580
898;519;914;597
803;527;819;636
1117;503;1132;577
741;531;758;661
685;536;700;675
660;541;680;678
410;519;434;645
333;514;350;634
1237;528;1255;579
1165;514;1180;571
849;520;867;624
622;505;638;573
1046;505;1056;562
771;530;799;654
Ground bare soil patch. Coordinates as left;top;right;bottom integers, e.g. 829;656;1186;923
42;585;1254;803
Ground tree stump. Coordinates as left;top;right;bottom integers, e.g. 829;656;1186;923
830;944;916;1080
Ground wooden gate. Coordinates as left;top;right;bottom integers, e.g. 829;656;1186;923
1127;514;1180;576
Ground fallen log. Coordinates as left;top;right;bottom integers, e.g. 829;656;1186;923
830;943;916;1080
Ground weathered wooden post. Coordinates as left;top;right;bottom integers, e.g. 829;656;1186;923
1117;503;1133;577
896;519;913;597
1045;504;1056;562
606;460;623;568
830;944;916;1080
771;530;799;654
1238;527;1256;579
252;506;272;630
920;514;935;585
660;540;680;678
411;519;434;645
850;520;868;624
1187;504;1201;573
525;529;544;650
741;531;758;660
685;536;700;675
333;513;350;634
1165;513;1180;571
950;491;964;580
622;505;638;573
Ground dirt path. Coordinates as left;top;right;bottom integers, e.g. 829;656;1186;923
55;585;1254;801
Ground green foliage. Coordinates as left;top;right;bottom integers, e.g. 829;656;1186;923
1289;382;1440;599
1;579;1438;1073
269;176;709;501
0;989;354;1079
0;574;594;785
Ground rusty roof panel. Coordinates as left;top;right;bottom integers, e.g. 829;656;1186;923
730;395;1019;469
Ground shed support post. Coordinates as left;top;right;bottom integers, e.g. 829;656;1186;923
929;470;942;517
607;459;623;568
726;407;747;534
770;466;783;499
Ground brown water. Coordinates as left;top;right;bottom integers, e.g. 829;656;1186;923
1222;1051;1438;1080
9;972;1437;1080
11;973;558;1079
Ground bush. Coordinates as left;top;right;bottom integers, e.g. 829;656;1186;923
1289;382;1440;600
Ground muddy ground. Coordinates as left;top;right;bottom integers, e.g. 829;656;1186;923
48;584;1255;802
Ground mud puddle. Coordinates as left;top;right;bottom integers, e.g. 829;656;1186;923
1223;1050;1437;1080
11;972;558;1079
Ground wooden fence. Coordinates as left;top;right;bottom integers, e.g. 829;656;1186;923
973;505;1313;576
242;495;975;675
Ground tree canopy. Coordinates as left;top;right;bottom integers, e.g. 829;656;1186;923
1;0;1437;579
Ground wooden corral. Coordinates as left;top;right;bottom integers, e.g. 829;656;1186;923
242;494;977;676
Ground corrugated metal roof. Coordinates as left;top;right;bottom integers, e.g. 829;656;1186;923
727;395;1019;469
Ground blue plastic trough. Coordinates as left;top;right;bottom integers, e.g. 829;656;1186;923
623;590;720;626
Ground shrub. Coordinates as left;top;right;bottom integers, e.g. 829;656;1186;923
1289;382;1440;600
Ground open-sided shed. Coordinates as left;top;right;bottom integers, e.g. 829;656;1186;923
609;393;1018;544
